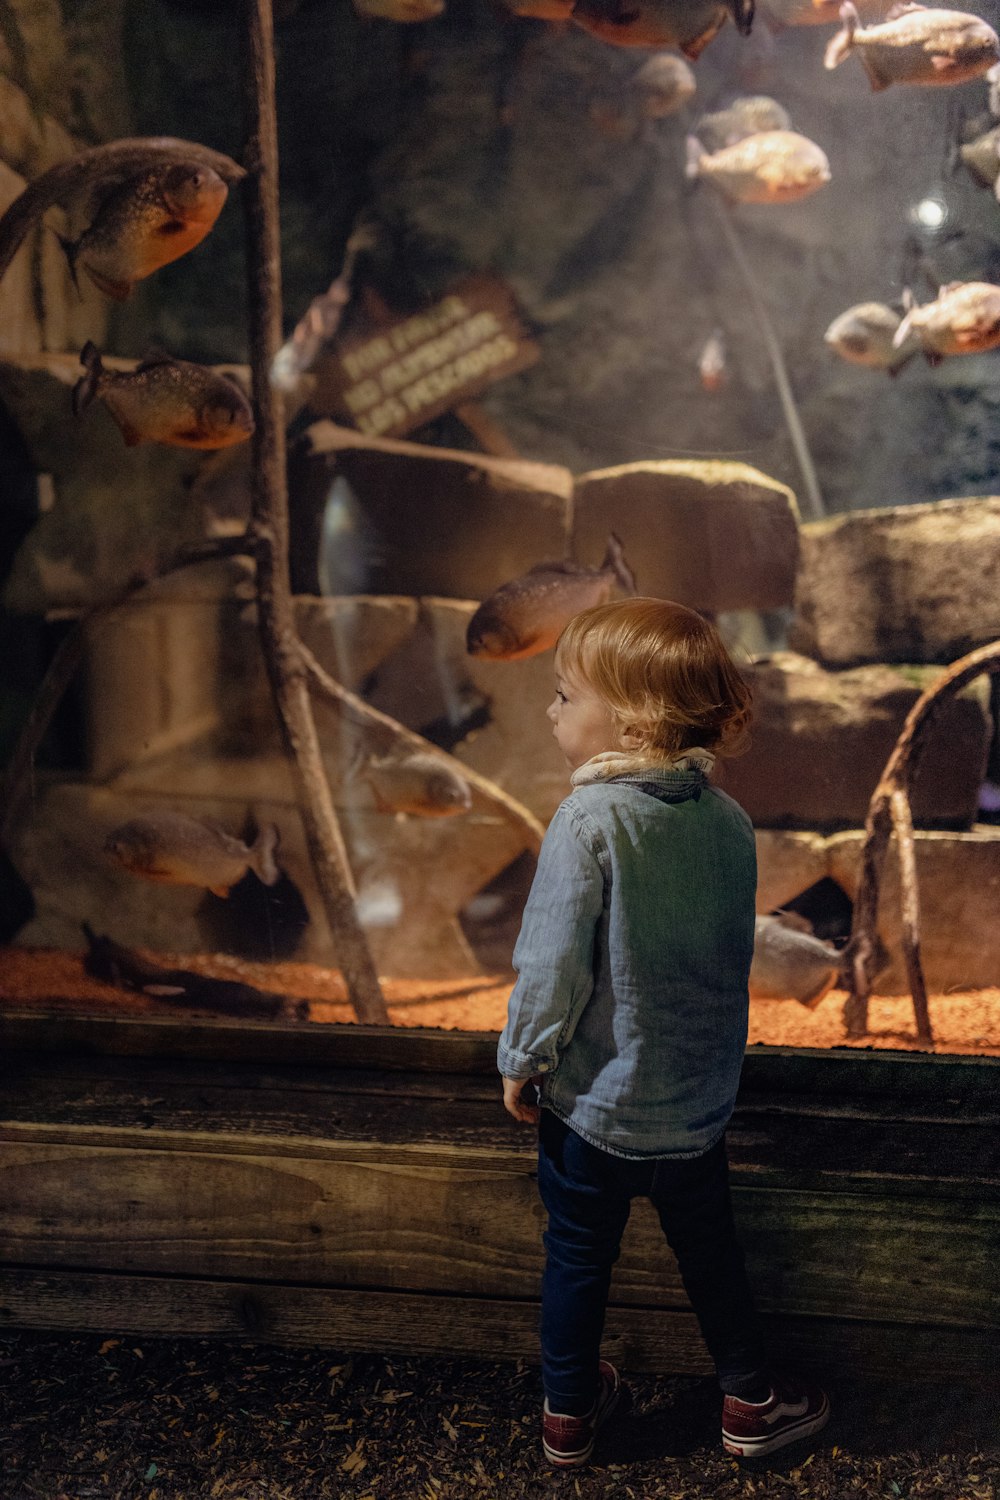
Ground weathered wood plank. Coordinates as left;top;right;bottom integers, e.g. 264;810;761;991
3;1006;1000;1103
2;1072;996;1194
0;1140;995;1326
0;1268;995;1381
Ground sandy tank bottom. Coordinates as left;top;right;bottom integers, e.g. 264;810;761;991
1;948;999;1055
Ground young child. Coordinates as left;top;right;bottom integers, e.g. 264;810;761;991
498;597;830;1468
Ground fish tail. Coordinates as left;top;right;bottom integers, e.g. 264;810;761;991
685;134;705;181
252;822;281;887
823;2;857;68
891;310;916;349
603;532;637;595
71;340;103;418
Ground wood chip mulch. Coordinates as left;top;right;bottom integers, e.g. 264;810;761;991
0;1332;996;1500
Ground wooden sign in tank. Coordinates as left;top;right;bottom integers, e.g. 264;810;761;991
310;274;539;439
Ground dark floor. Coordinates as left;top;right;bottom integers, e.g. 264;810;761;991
1;1332;997;1499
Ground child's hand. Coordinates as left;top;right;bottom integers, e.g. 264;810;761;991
502;1075;542;1124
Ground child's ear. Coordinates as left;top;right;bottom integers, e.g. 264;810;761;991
618;725;644;750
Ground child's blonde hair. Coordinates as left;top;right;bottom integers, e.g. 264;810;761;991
555;597;752;757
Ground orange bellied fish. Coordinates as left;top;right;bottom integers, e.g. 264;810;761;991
893;280;1000;359
572;0;730;56
694;95;791;151
58;163;228;301
73;342;255;450
105;813;280;898
467;535;637;661
686;129;831;202
362;751;473;818
824;300;921;372
824;2;1000;89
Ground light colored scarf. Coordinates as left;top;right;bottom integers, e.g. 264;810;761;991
570;747;716;786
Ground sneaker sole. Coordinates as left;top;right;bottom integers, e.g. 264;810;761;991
722;1393;830;1459
542;1389;621;1468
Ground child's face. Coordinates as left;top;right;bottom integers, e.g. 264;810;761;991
547;664;621;770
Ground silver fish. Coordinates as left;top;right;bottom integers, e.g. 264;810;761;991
825;2;1000;91
893;279;1000;358
686;129;831;203
750;914;841;1007
362;751;473;818
824;300;921;372
105;813;280;898
695;95;791;152
466;534;637;661
632;55;698;119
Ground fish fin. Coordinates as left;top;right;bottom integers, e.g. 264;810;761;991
209;884;231;899
84;264;133;301
118;417;146;447
603;532;637;595
994;172;1000;203
252;822;281;887
891;312;915;348
685;134;705;180
143;983;187;998
900;285;915;312
136;344;176;372
823;2;857;68
71;341;103;418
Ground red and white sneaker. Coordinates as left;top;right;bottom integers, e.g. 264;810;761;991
722;1376;830;1458
542;1360;622;1468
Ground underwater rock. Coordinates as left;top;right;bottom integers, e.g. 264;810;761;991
303;421;573;600
755;830;830;915
572;459;799;612
791;497;1000;666
717;652;991;831
828;827;1000;992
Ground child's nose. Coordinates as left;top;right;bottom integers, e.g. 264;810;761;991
546;699;558;722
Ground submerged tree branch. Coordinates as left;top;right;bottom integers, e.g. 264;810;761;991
842;639;1000;1039
242;0;389;1026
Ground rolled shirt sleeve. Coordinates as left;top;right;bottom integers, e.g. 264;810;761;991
497;801;606;1080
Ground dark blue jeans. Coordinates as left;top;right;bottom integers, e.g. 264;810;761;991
537;1110;768;1414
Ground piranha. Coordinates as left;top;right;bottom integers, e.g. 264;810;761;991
750;914;842;1008
105;813;280;899
824;300;921;372
572;0;730;57
57;163;228;302
632;54;698;118
824;2;1000;90
686;129;831;203
466;534;637;662
892;280;1000;360
958;123;1000;195
361;751;473;818
694;95;791;152
73;342;256;450
698;328;728;390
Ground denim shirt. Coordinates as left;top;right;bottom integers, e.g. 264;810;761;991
497;766;757;1159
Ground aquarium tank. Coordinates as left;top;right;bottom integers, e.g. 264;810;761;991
1;0;999;1056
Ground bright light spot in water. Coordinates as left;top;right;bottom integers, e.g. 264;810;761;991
911;195;948;230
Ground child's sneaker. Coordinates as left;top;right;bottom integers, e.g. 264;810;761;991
722;1375;830;1458
542;1360;622;1467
